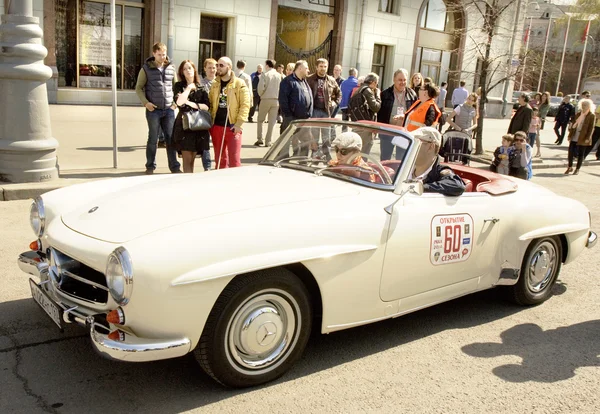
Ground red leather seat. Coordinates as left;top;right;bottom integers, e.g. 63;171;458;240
462;178;473;192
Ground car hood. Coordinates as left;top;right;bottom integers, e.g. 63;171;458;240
61;166;360;243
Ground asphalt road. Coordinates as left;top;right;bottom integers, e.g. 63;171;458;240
1;168;599;413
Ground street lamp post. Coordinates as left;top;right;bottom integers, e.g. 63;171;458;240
501;0;524;118
519;17;533;91
555;14;571;96
575;21;592;96
0;0;59;183
537;17;552;92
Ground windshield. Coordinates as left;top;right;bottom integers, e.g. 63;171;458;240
259;120;413;188
550;97;562;104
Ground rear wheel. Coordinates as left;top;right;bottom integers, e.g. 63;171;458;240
195;268;312;387
511;236;562;305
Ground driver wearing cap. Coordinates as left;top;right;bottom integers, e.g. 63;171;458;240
329;131;376;182
410;127;465;196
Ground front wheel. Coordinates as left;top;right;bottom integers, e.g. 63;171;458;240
511;236;562;305
195;268;312;388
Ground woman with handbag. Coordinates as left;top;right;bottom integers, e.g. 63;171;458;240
172;60;211;173
565;98;596;175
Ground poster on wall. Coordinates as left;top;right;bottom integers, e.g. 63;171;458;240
79;24;112;88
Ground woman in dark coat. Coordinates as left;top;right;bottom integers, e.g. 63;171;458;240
172;60;210;173
565;98;596;175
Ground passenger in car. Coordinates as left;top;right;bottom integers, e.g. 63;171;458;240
410;127;466;196
329;132;376;182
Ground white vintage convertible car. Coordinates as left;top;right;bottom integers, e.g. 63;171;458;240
18;120;596;388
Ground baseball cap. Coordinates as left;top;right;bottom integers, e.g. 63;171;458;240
412;127;441;147
332;131;362;150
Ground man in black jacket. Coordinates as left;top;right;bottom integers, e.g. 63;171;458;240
278;60;314;156
507;93;533;135
378;68;418;161
410;127;466;197
554;95;575;145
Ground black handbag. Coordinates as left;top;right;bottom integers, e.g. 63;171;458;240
182;109;212;131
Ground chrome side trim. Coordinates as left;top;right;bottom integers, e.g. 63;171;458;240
495;268;520;286
89;323;191;362
587;231;597;248
62;270;110;292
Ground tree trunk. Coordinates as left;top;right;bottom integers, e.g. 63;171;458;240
474;2;496;155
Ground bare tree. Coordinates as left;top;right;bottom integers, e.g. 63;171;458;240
446;0;525;154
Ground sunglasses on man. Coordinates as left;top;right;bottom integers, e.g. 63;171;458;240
334;147;354;156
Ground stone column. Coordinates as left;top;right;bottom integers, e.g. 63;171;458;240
0;0;59;183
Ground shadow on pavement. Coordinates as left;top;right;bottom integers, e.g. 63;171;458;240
0;288;558;411
462;319;600;383
533;172;570;178
76;146;146;152
59;170;144;179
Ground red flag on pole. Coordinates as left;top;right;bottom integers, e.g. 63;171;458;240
582;20;590;42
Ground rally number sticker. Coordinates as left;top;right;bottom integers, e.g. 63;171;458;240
430;214;474;265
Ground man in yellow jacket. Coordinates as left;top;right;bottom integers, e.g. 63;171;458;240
209;56;251;169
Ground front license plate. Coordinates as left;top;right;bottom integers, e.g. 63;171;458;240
29;279;63;330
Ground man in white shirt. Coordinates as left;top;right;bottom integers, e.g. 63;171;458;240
437;82;447;111
254;59;282;147
451;80;469;108
235;60;253;109
408;127;465;196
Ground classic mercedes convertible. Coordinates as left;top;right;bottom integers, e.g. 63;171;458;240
18;120;596;388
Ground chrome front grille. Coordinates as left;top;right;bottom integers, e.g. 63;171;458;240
49;248;109;304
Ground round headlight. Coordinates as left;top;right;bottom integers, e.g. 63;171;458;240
106;247;133;305
29;197;45;237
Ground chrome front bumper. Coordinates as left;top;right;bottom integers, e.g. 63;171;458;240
18;251;191;362
587;231;597;249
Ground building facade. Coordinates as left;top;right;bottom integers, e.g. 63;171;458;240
518;2;598;95
2;0;520;110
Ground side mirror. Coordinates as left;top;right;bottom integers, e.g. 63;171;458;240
384;180;423;215
405;180;424;196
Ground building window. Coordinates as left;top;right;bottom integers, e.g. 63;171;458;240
420;0;448;32
415;47;451;85
372;44;388;82
199;16;227;76
379;0;395;13
55;0;144;90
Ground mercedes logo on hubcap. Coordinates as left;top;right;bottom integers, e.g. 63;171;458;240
257;322;278;347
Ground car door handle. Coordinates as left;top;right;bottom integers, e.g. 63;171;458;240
484;217;500;224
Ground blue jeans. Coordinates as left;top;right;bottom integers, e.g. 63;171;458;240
528;132;537;147
201;150;211;170
145;108;180;171
379;134;405;161
311;108;333;160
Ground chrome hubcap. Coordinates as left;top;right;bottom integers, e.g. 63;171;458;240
528;241;557;293
226;290;300;373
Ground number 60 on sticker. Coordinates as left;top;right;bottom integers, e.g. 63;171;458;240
430;214;474;265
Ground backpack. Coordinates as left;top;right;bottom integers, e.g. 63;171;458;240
349;86;374;122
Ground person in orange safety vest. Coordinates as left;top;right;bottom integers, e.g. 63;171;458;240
404;83;442;132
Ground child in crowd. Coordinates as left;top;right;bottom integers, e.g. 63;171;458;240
492;134;514;175
528;108;541;150
510;131;533;180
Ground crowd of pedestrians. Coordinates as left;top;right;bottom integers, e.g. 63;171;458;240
502;89;599;178
135;42;598;178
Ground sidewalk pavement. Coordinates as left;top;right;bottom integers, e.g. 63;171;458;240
1;105;599;201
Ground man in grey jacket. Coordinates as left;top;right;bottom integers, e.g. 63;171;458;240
135;42;181;174
254;59;282;147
